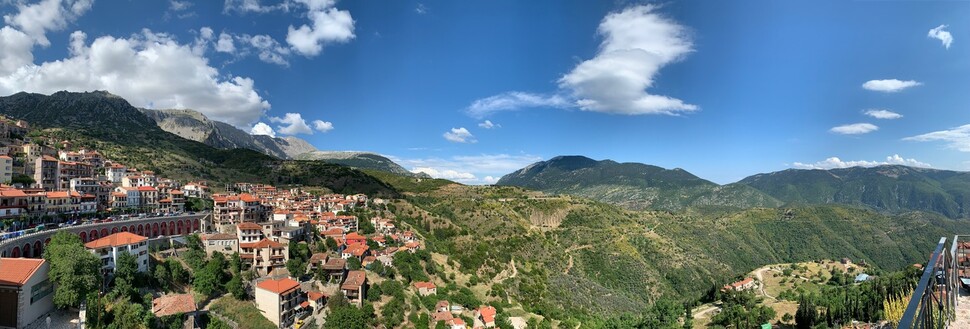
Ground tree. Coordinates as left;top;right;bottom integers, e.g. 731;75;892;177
796;296;818;329
325;237;338;251
193;261;223;298
286;258;306;278
324;304;366;329
44;231;101;308
154;263;170;290
167;259;188;286
230;252;242;274
107;298;148;329
227;275;246;300
348;257;362;270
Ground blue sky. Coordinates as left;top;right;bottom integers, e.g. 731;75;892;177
1;0;969;184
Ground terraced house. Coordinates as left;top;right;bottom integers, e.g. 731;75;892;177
213;193;269;226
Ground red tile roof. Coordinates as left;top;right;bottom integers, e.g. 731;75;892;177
341;270;367;291
413;281;436;290
237;222;261;230
152;294;197;317
257;278;300;294
84;232;147;249
307;291;325;301
478;305;497;323
240;238;285;249
0;258;45;286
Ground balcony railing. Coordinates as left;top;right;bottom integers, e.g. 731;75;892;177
898;236;958;329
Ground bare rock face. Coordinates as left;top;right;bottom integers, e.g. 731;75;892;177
140;108;317;159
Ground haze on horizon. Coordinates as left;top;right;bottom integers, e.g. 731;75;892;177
0;0;968;184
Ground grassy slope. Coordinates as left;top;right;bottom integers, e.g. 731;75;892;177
380;180;969;320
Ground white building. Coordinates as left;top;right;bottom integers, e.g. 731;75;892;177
0;258;55;329
254;277;303;328
0;155;12;184
105;164;126;183
84;232;149;274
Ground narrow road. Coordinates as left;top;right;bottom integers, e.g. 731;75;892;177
693;305;719;319
754;266;776;301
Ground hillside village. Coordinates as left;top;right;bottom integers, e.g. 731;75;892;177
0;116;518;329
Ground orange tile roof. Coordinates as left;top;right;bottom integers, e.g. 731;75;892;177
345;232;366;240
237;222;261;230
84;232;147;249
152;294;196;317
341;270;367;291
307;291;325;301
136;186;157;191
0;189;27;197
240;238;285;249
478;305;497;323
256;278;299;294
413;281;436;290
0;258;45;286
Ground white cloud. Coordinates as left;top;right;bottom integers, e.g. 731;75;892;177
862;79;921;93
250;122;276;137
560;5;696;115
397;154;543;184
411;167;476;181
864;109;902;120
904;124;970;152
215;32;235;53
415;3;426;14
170;0;193;12
793;154;931;170
223;0;293;13
0;26;34;76
3;0;93;47
239;34;290;66
286;0;355;56
830;123;878;135
466;92;570;118
928;24;953;49
443;127;475;143
0;29;271;127
465;5;695;117
312;119;333;132
269;113;314;135
478;120;499;129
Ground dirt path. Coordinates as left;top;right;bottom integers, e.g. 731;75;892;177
693;305;720;319
754;266;777;300
564;255;573;274
565;244;593;253
509;259;518;278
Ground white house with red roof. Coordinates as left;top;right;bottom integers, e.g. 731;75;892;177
84;231;149;274
255;277;304;327
475;305;497;328
0;258;54;329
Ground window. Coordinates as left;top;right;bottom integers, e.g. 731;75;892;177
30;279;53;304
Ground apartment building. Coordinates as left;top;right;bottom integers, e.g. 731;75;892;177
239;238;288;275
254;278;304;328
84;232;149;275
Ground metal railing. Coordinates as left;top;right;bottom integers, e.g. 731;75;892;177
898;237;957;329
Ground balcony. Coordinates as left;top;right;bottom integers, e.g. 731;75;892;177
899;236;967;329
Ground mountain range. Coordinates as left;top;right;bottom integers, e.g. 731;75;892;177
0;91;967;322
0;91;398;197
498;155;970;219
140;108;317;159
496;155;783;211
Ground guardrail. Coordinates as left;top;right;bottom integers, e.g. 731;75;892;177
0;212;210;251
898;237;957;329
